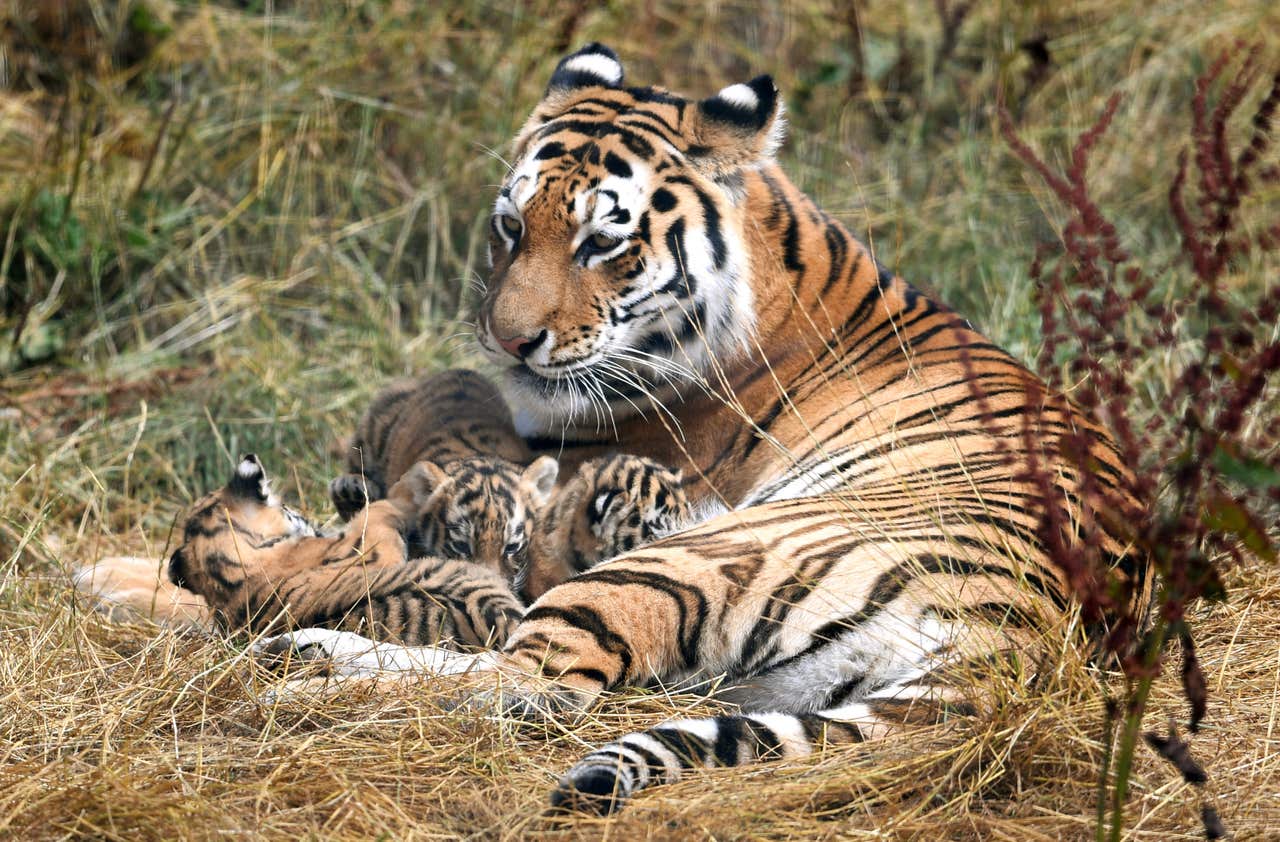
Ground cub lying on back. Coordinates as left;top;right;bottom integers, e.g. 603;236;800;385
168;454;528;647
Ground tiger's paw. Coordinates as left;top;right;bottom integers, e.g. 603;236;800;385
549;761;633;815
254;628;383;676
457;683;593;724
329;473;385;522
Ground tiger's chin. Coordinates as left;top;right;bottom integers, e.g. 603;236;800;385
501;362;677;437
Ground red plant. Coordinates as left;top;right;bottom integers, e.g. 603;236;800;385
973;48;1279;840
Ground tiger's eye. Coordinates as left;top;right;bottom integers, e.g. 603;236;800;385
590;231;621;251
498;214;522;237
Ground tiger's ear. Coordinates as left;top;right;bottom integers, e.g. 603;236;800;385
228;453;271;502
399;461;452;509
546;43;624;95
514;44;625;157
520;456;560;506
686;75;787;181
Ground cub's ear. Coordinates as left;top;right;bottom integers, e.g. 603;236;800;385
398;461;452;509
167;547;190;589
546;42;624;95
521;456;560;506
686;75;787;180
228;453;271;501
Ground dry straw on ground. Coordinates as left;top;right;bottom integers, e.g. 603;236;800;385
1;562;1278;838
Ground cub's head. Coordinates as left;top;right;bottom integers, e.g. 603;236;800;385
168;454;318;603
402;455;558;588
477;43;787;429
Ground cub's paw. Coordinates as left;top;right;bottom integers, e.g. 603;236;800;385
329;473;386;522
562;454;690;565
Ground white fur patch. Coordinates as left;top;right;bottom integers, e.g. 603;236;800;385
668;717;720;744
253;628;500;676
762;100;788;159
562;53;623;86
747;712;814;758
237;458;261;478
716;83;759;111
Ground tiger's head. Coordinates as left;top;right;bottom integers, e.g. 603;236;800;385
167;454;319;603
402;455;559;590
477;43;787;430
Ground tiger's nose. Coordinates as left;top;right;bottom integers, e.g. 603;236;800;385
496;329;548;360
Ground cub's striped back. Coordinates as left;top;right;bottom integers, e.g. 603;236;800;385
331;368;533;520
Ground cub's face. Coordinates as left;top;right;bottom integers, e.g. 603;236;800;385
168;454;317;600
476;43;786;430
405;456;558;587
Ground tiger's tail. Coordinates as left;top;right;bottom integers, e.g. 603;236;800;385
551;685;973;814
73;555;212;630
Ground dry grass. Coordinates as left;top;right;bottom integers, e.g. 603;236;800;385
2;564;1278;839
2;1;1279;839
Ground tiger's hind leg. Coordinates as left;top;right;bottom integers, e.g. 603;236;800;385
258;498;1051;812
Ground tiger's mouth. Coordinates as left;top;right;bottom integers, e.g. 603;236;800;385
506;353;687;425
509;362;584;395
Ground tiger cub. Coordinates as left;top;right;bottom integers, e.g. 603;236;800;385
524;453;692;600
168;454;526;648
330;368;532;520
407;454;558;594
330;368;559;590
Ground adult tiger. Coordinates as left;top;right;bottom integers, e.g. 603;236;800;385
260;43;1148;813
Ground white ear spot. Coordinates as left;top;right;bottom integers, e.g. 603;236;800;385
716;83;760;111
562;53;623;86
237;457;262;479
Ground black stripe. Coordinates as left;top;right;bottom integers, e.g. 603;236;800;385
521;604;633;683
744;718;785;760
647;727;709;769
603;150;632;178
569;568;708;669
712;717;745;766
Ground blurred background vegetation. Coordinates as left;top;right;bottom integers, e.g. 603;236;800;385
1;0;1276;562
